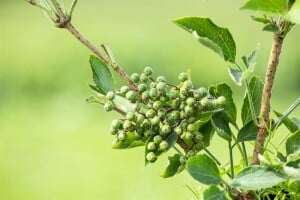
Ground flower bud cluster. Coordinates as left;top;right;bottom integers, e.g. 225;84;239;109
104;67;226;163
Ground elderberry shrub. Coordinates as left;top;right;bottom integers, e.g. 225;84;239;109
104;67;225;164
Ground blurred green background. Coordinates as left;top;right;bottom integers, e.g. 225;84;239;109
1;0;299;200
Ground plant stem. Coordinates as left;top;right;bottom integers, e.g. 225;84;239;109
252;23;285;165
228;141;234;178
241;142;248;166
64;22;137;90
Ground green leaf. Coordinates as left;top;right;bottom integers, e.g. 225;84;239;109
174;17;236;63
241;0;289;15
199;121;215;148
262;23;280;32
209;83;237;126
187;154;222;185
292;117;300;128
237;120;258;142
113;95;136;113
228;68;243;86
274;110;299;132
161;154;181;178
287;0;300;24
112;132;145;149
211;113;232;141
251;16;271;24
286;130;300;155
203;185;228;200
241;76;263;125
89;54;114;94
232;165;286;190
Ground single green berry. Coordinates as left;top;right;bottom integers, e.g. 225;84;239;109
161;124;171;135
109;127;118;135
134;132;142;139
184;105;194;115
187;124;195;132
180;111;187;119
118;131;126;141
170;111;180;121
180;121;188;129
153;135;163;144
144;129;152;137
151;116;160;125
120;86;129;94
216;96;226;106
198;87;208;97
142;119;151;129
159;140;169;151
149;88;159;99
156;76;166;82
187;116;196;124
174;126;182;135
146;109;155;118
130;73;140;83
200;98;209;107
137;84;147;92
184;131;194;140
153;101;163;110
152;124;160;132
183;80;193;89
144;66;153;76
195;132;204;141
106;91;115;100
126;111;135;121
156;82;166;91
171;98;181;109
146;152;156;162
111;119;121;129
178;72;188;82
168;88;179;99
140;73;148;83
157;108;167;118
142;91;150;101
123;120;133;130
150;82;157;88
186;97;195;106
147;142;156;151
104;101;114;111
180;86;188;96
136;114;145;124
125;91;136;101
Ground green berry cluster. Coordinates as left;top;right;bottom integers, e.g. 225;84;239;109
104;67;226;163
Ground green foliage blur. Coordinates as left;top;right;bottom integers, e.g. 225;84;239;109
1;0;299;199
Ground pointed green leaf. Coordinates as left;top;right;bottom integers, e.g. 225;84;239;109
203;185;228;200
237;120;258;142
263;23;280;32
241;76;263;125
211;113;232;141
241;0;289;15
251;16;271;24
209;83;237;126
274;110;299;132
199;121;215;147
187;154;222;185
287;0;300;24
112;132;145;149
228;68;243;86
174;17;236;63
161;154;181;178
286;130;300;155
232;165;286;190
89;54;114;94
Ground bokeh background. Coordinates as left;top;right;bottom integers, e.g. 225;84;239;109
1;0;299;200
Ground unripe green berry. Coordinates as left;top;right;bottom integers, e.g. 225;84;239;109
169;111;180;121
186;150;196;158
111;119;121;129
120;86;129;94
159;140;169;151
180;111;187;119
216;96;226;106
184;131;194;140
156;82;166;91
183;80;193;89
178;72;188;82
126;111;135;121
174;126;182;135
144;129;152;137
156;76;166;82
180;86;188;96
149;88;159;99
106;91;115;100
151;116;160;125
150;82;157;88
130;73;140;83
146;109;155;118
168;88;179;99
152;124;160;132
157;108;167;118
123;120;133;130
200;98;209;107
136;114;145;124
198;87;208;97
186;97;195;106
125;91;136;101
153;135;163;144
146;152;156;162
184;105;194;115
153;101;163;110
134;132;142;139
195;132;204;141
142;119;151;129
142;91;150;101
161;124;171;135
104;101;114;111
109;127;118;135
138;84;147;92
180;121;188;129
147;142;156;151
144;66;153;76
140;73;148;83
171;98;181;109
187;124;195;132
118;131;126;141
187;116;196;124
